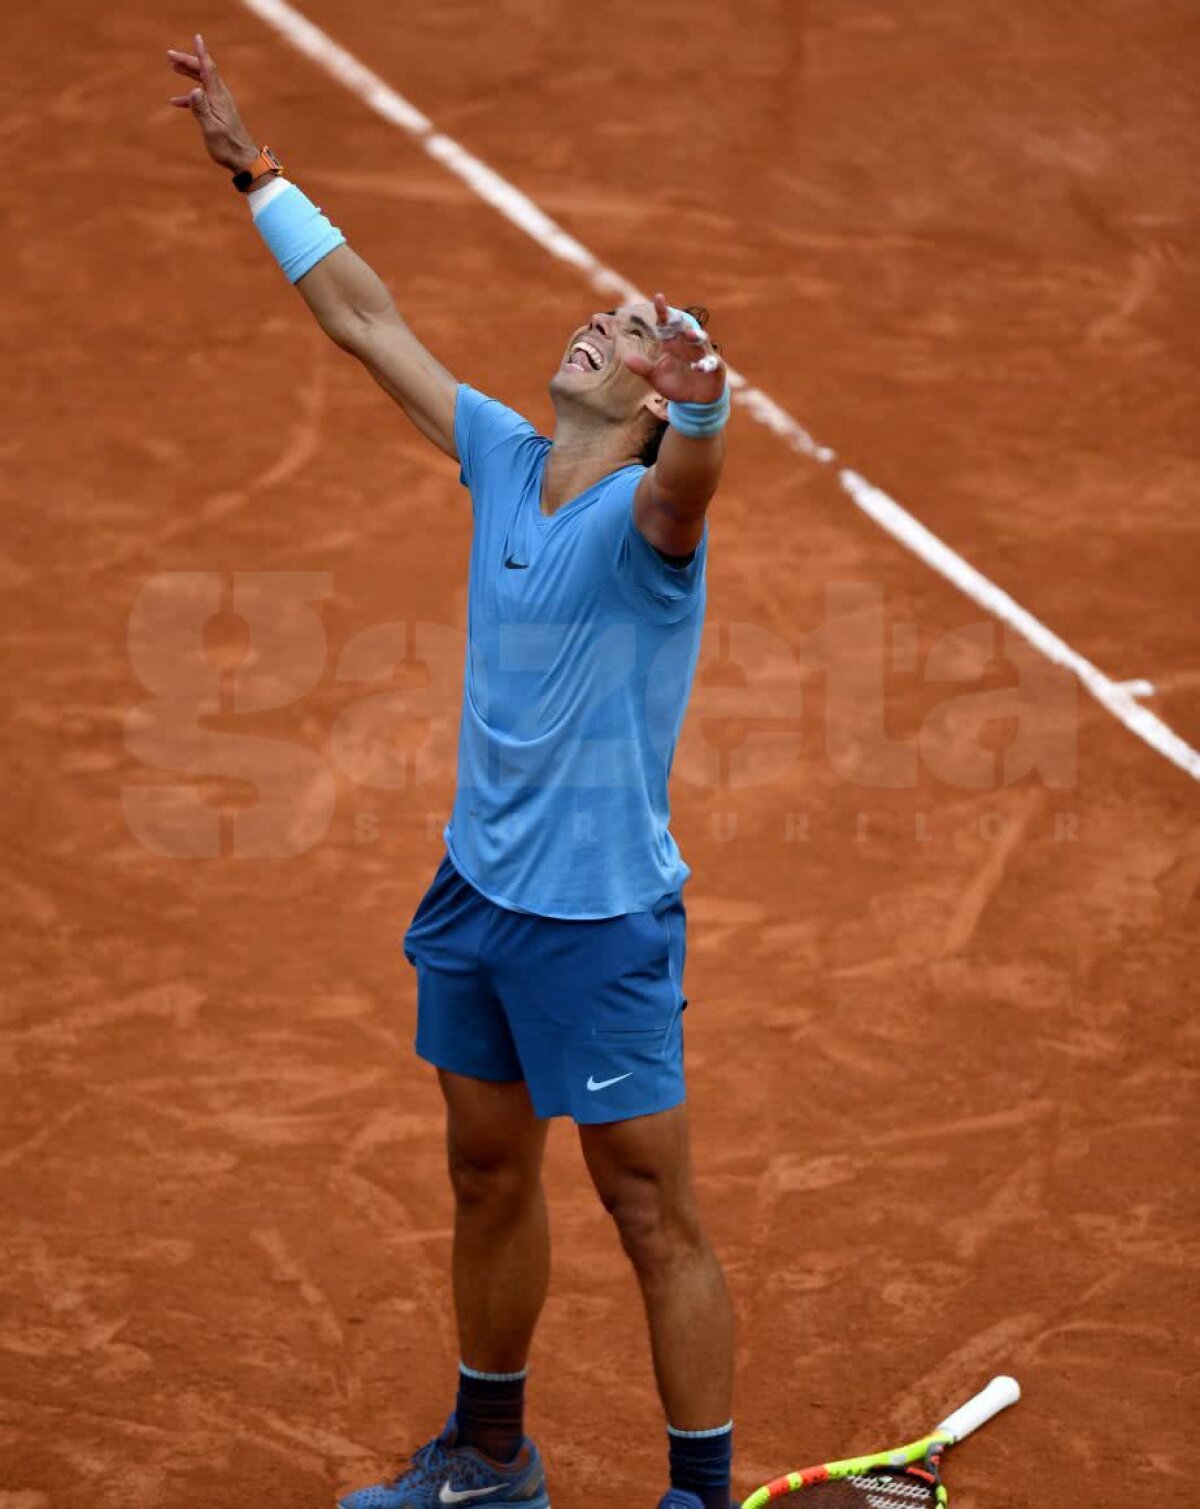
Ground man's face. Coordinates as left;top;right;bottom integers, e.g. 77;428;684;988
549;302;664;421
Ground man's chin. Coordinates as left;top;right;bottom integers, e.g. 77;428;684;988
550;368;593;398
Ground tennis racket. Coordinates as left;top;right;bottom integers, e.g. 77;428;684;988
742;1375;1021;1507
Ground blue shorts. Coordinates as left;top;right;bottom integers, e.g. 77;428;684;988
404;854;688;1124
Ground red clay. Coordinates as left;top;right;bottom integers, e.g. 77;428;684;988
2;2;1196;1506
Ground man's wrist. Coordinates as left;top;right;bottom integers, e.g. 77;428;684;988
231;145;284;193
228;142;260;173
667;386;731;439
248;179;346;282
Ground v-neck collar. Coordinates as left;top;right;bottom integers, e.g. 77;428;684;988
534;442;641;525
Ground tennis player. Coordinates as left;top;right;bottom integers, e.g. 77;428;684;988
170;35;736;1509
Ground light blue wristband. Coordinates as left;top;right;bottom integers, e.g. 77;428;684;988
251;180;345;284
667;386;732;439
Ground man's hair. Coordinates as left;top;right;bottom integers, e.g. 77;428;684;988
637;305;715;468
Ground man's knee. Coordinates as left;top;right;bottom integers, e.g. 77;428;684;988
440;1071;545;1214
602;1173;704;1278
447;1132;540;1211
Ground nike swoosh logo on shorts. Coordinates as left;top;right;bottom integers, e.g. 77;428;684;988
439;1483;506;1504
586;1072;634;1092
503;555;529;569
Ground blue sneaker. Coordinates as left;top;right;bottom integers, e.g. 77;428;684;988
657;1494;739;1509
339;1416;550;1509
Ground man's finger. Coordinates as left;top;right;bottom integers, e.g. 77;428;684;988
169;60;202;80
196;32;214;84
653;308;707;347
168;95;194;108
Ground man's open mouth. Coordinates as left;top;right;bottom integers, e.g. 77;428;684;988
564;339;605;373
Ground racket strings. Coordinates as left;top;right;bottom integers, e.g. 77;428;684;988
794;1471;939;1505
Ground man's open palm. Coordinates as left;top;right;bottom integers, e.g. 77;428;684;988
167;33;256;173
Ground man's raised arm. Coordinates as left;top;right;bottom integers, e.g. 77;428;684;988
628;296;729;558
167;34;458;458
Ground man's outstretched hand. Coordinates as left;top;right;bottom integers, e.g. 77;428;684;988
623;292;727;405
167;33;258;174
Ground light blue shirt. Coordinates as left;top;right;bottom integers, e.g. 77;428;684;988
445;385;708;918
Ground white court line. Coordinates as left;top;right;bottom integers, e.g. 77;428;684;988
239;0;1200;782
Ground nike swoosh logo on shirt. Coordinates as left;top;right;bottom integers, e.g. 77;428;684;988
586;1072;634;1092
439;1483;507;1504
503;555;529;569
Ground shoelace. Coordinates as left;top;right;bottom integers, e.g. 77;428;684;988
394;1433;450;1487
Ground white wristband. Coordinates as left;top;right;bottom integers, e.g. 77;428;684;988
248;175;292;219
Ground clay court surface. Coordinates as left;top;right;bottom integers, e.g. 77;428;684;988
2;0;1197;1504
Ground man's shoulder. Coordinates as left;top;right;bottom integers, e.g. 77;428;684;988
457;384;542;442
456;385;547;489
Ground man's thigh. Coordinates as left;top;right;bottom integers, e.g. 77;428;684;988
577;1101;700;1230
438;1070;547;1178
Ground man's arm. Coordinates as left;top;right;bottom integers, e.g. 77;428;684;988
626;295;728;558
167;34;458;458
288;246;458;457
633;424;726;559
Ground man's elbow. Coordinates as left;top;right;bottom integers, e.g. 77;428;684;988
647;474;719;523
634;484;711;556
320;299;400;357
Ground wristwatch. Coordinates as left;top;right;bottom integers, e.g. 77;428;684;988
232;146;283;193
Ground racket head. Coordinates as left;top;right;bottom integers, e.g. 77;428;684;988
743;1376;1019;1507
742;1441;947;1509
770;1468;945;1504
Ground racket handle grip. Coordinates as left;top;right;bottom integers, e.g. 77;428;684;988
936;1375;1021;1443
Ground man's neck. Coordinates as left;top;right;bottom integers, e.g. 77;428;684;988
541;412;643;515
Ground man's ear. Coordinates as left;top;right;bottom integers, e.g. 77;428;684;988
643;390;669;422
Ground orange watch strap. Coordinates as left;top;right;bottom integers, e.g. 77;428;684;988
247;146;282;179
233;146;283;192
